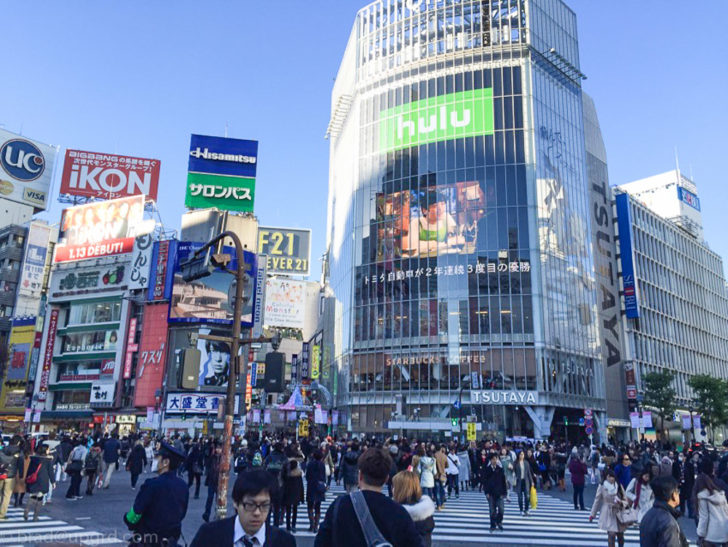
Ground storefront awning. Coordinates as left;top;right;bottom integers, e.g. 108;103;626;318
49;383;92;391
41;410;93;419
52;352;116;363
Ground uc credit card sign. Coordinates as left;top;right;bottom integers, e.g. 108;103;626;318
185;134;258;212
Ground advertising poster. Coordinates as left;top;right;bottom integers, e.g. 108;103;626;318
128;234;154;291
616;193;640;318
257;227;311;276
134;303;168;407
6;317;36;381
185;134;258;212
165;392;239;415
0;128;57;211
60;149;161;201
263;278;306;329
17;222;51;299
54;195;145;262
169;241;256;327
148;239;176;301
196;327;230;388
36;309;59;402
50;261;127;299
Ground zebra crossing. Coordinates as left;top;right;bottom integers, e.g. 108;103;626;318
0;506;124;546
290;483;644;546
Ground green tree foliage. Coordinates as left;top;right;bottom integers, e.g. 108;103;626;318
688;374;728;436
642;371;677;438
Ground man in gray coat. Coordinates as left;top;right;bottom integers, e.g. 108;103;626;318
0;436;23;519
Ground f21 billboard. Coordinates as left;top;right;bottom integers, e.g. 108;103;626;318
60;149;161;201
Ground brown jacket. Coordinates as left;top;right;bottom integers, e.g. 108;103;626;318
13;456;29;494
434;451;447;483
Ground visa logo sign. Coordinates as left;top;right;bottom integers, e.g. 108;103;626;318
379;88;494;153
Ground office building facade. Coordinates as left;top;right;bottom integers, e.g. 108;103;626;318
325;0;606;439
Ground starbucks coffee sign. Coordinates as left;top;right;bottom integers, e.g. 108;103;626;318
471;390;538;405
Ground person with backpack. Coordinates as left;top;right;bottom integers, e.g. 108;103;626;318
65;439;87;500
314;447;423;547
339;442;361;494
264;442;288;527
83;444;101;496
23;445;54;521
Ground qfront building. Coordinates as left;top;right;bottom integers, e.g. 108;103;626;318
324;0;607;439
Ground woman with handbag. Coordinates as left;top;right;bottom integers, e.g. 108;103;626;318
24;445;54;521
185;440;204;499
13;442;30;507
589;469;632;547
282;458;304;533
65;439;87;500
305;449;327;533
625;468;655;524
514;450;535;516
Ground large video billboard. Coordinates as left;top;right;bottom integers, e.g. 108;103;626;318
54;195;145;262
185;134;258;212
60;149;161;201
374;181;486;260
0;128;57;211
169;241;257;327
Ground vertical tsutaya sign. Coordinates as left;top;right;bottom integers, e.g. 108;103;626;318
37;308;59;401
185;134;258;212
615;193;640;318
0;128;57;211
590;180;621;366
379;88;494;153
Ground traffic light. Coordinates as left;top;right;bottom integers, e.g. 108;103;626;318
563;416;569;426
179;348;201;389
451;418;459;427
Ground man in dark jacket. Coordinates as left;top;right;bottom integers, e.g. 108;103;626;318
338;442;360;493
101;434;121;488
482;453;507;532
640;476;688;547
191;470;295;547
0;436;22;519
264;443;288;527
315;447;423;547
202;442;222;522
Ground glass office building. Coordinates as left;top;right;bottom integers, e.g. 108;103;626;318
324;0;604;439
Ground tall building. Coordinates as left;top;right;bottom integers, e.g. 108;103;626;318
324;0;606;439
615;175;728;443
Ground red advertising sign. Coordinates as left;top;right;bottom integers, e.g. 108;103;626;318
133;303;169;407
100;359;116;376
60;149;160;201
123;317;138;379
37;309;59;402
55;195;144;263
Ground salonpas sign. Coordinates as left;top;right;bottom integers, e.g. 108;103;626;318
379;88;494;153
471;390;538;405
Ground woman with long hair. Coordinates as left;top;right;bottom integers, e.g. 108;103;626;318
625;468;654;523
393;470;436;547
694;458;728;546
281;458;304;533
514;450;535;516
589;469;630;547
417;447;437;500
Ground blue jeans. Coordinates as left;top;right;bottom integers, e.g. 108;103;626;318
203;483;217;520
422;486;434;500
434;480;446;507
487;494;504;528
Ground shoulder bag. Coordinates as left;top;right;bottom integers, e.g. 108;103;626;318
349;491;393;547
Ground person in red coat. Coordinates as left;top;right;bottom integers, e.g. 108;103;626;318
568;454;588;510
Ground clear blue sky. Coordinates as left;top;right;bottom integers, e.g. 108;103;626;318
4;1;727;277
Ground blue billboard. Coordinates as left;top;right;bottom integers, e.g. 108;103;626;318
168;241;257;328
188;134;258;178
677;186;701;211
616;193;640;319
147;239;177;301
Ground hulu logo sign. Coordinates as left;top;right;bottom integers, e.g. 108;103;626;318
379;88;494;153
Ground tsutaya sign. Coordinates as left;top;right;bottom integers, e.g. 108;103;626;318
470;390;538;405
379;88;494;153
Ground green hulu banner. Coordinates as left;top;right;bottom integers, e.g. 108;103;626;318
379;88;495;153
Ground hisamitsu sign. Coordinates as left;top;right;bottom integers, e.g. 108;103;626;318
470;390;538;405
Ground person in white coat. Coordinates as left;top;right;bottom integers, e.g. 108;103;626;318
456;447;471;492
625;469;654;523
695;464;728;547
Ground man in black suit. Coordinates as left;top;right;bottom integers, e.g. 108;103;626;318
190;470;295;547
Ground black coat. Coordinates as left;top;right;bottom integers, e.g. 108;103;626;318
127;445;147;475
314;491;423;547
639;500;688;547
482;464;507;497
190;516;295;547
205;454;220;487
26;455;54;495
282;463;304;506
305;460;326;504
339;450;359;486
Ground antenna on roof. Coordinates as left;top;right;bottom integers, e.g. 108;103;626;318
674;146;681;181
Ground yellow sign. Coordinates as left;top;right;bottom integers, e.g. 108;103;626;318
298;419;309;437
466;422;477;442
311;345;320;380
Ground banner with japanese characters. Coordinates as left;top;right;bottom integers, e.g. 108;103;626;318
165;391;240;414
128;233;154;291
60;149;161;201
185;134;258;212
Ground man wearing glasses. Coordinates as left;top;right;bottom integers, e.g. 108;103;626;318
190;470;295;547
614;454;633;490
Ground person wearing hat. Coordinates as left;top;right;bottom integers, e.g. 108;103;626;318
123;442;189;547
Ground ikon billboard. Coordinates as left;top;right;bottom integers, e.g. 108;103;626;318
0;128;57;211
55;195;144;262
60;149;161;201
